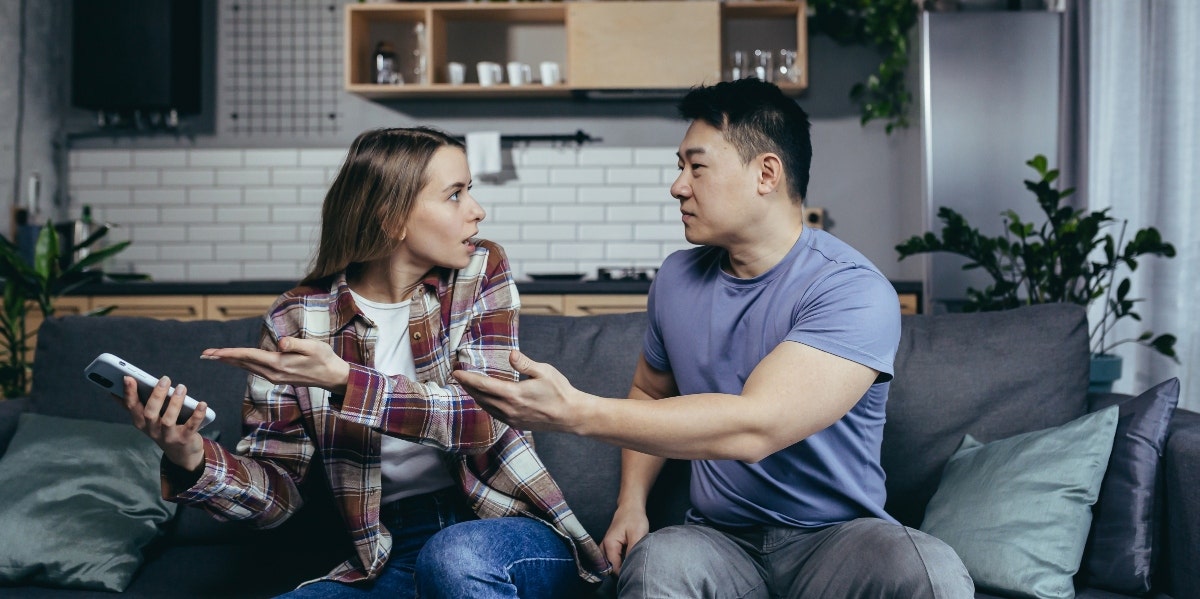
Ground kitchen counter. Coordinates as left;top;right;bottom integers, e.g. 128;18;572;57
65;279;656;296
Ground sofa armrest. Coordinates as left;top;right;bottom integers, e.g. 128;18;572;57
1163;407;1200;598
0;397;31;456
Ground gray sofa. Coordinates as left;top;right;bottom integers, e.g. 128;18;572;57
0;304;1196;598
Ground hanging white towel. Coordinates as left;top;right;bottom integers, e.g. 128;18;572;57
465;131;502;176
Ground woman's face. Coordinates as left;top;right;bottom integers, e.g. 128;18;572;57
398;146;485;271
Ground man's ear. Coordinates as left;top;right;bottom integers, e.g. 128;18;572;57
756;153;784;196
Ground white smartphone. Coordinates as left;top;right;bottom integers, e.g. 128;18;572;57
84;352;217;429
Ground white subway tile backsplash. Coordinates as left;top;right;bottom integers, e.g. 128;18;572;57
494;205;550;223
549;205;604;222
160;244;215;262
244;225;299;241
578;187;633;204
187;262;243;281
187;225;243;243
69;146;691;282
521;224;577;242
549;168;605;185
162;169;217;187
133;150;187;168
76;151;132;168
189;188;243;205
272;168;330;186
606;168;663;185
104;207;160;224
217;169;271;186
633;148;676;166
163;207;216;223
270;206;320;224
244;149;299;167
270;243;314;262
70;170;104;186
521;187;578;205
106;170;160;187
189;150;243;167
245;188;299;205
132;225;188;243
577;148;633;166
519;147;578;167
218;207;271;223
216;243;270;261
299;149;348;167
74;189;132;206
606;242;662;260
605;205;662;222
134;189;187;206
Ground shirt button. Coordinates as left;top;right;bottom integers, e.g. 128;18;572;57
412;332;422;341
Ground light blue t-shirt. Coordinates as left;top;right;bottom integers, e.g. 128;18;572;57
643;227;901;529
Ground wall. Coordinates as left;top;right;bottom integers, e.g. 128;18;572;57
14;0;926;283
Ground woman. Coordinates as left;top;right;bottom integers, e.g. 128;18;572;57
116;127;608;598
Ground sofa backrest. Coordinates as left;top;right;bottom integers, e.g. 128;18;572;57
883;302;1090;527
32;315;262;448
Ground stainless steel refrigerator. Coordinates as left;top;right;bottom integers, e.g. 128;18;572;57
918;10;1062;312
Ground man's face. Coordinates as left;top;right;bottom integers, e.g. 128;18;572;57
670;120;761;247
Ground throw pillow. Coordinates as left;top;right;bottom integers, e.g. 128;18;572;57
920;406;1118;599
0;413;176;591
1081;378;1179;594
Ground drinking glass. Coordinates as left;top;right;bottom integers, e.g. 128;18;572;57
753;49;773;83
778;49;800;84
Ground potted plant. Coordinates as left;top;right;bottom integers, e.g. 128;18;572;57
895;154;1178;392
0;221;147;398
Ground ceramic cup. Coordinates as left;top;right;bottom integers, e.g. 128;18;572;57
506;61;532;86
539;61;560;86
476;61;503;86
447;61;465;85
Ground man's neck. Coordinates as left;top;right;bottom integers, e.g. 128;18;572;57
722;222;805;280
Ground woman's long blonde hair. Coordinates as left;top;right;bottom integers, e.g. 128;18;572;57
301;127;464;285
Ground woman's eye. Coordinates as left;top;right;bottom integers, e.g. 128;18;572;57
449;191;460;202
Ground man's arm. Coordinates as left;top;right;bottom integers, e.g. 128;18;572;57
454;340;878;463
600;356;676;573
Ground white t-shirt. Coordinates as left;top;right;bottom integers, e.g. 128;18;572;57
350;290;456;504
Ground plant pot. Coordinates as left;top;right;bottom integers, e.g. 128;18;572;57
1089;354;1123;394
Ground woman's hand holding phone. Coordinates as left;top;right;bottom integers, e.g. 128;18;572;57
118;375;207;473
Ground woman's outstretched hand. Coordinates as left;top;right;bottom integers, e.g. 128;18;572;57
201;336;351;394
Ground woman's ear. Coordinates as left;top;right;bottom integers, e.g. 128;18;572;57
757;153;784;196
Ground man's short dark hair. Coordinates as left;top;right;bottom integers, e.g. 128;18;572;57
678;78;812;202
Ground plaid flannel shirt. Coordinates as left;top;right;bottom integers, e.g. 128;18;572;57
165;240;609;585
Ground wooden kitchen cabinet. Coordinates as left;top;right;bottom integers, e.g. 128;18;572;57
344;1;807;98
204;295;277;321
563;294;647;316
518;294;568;317
89;295;206;321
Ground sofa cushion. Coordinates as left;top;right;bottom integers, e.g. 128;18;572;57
921;406;1118;599
883;303;1090;527
31;315;262;450
1081;378;1179;595
0;413;177;591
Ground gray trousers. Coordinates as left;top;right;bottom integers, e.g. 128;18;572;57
617;518;974;599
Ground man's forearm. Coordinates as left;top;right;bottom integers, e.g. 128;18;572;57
616;448;668;509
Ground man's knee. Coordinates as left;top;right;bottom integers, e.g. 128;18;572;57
831;519;973;599
619;525;766;599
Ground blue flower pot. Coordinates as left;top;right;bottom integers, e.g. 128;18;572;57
1089;354;1123;394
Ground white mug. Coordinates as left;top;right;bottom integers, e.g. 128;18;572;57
447;62;465;86
506;61;532;86
539;61;560;86
476;61;503;87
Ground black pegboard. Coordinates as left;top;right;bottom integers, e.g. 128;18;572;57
221;0;342;135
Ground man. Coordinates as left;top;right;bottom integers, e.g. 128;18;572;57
454;78;973;598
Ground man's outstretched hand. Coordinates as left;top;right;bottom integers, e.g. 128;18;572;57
453;350;587;433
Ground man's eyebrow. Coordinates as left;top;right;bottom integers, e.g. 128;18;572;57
676;148;707;160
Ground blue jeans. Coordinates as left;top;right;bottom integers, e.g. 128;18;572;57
275;488;585;599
